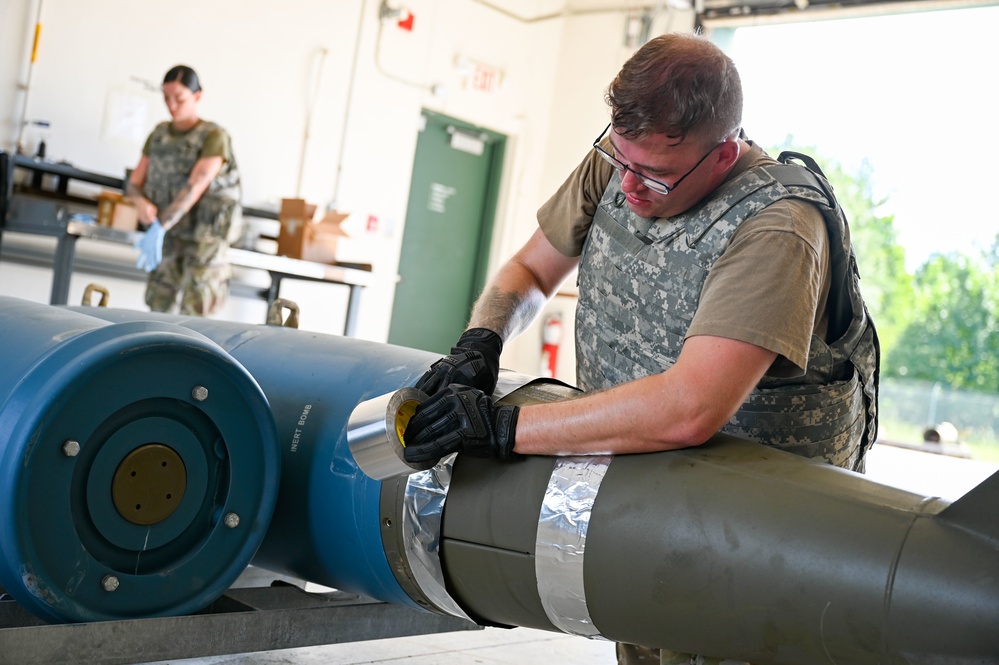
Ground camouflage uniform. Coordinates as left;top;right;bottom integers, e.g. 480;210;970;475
141;120;242;316
576;160;879;470
579;160;880;665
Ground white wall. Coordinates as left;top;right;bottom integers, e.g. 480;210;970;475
0;0;694;380
500;7;694;377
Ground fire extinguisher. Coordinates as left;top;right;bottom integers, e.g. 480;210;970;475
540;314;562;378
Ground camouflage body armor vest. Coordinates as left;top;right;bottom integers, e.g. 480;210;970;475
144;121;242;243
575;158;880;471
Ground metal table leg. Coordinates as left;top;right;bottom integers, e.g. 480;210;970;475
344;284;362;337
266;274;282;311
50;233;78;305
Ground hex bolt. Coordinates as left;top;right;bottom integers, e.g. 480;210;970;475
224;512;240;528
192;385;209;402
62;440;81;457
102;575;120;592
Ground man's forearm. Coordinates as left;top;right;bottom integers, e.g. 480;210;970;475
468;261;549;342
514;372;693;455
468;282;545;342
514;335;778;456
466;227;579;343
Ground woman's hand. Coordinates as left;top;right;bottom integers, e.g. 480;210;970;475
134;197;159;226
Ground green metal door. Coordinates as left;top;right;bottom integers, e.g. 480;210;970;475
388;110;505;353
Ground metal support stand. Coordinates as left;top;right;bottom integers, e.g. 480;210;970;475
0;580;479;665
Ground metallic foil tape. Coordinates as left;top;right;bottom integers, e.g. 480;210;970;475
347;387;434;480
535;454;614;638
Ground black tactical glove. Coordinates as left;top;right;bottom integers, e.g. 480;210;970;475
403;384;519;464
415;328;503;397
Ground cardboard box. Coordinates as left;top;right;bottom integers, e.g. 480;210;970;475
277;198;316;259
301;210;350;264
95;191;139;231
277;198;349;264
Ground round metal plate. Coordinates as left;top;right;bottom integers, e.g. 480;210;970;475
112;444;187;525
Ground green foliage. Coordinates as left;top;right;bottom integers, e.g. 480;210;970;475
823;158;914;353
768;136;914;352
886;249;999;392
767;137;999;394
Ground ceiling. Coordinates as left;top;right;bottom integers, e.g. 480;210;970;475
693;0;996;24
477;0;997;25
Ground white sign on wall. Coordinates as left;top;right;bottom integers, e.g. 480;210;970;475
428;183;457;213
102;89;150;145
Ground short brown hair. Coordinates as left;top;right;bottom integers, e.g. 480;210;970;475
606;32;742;146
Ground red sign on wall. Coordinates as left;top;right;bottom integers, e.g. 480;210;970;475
471;64;499;94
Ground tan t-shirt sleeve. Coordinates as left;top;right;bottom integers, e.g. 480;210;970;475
199;126;232;162
686;197;831;375
537;146;615;257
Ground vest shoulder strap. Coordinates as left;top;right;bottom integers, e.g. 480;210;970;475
772;151;837;206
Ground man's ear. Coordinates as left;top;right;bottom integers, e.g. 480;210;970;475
714;139;741;171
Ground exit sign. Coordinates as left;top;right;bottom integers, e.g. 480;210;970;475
470;63;501;94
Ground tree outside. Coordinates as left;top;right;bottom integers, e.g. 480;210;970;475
769;138;999;462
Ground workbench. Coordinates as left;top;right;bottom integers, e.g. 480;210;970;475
0;150;374;336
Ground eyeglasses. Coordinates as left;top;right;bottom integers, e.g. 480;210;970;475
592;123;719;196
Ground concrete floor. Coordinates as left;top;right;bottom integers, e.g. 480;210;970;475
139;626;617;664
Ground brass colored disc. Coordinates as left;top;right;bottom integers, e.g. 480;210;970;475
112;444;187;525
